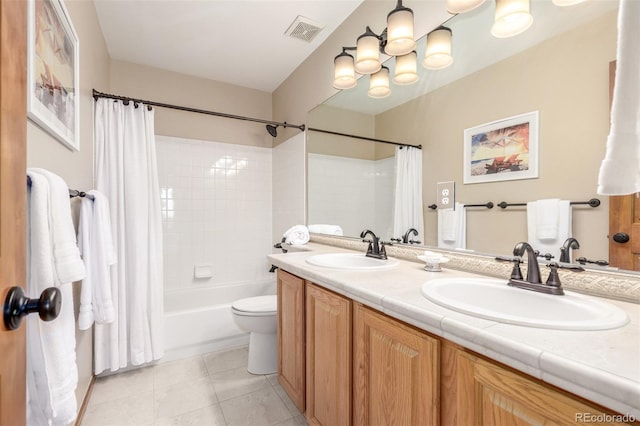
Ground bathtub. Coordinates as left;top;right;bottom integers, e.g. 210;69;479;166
163;279;276;362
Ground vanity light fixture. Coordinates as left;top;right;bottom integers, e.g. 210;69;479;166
446;0;486;14
333;0;447;98
369;66;392;98
423;26;454;70
333;49;357;90
491;0;534;38
393;51;419;85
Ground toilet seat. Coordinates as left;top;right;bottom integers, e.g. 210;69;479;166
231;295;277;316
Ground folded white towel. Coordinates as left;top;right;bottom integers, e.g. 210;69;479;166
30;168;86;284
78;190;117;330
533;198;560;240
308;224;344;236
527;200;572;261
283;225;310;245
437;202;466;249
26;169;82;426
597;0;640;195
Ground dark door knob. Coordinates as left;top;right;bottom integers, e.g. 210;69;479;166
613;232;630;243
3;286;61;331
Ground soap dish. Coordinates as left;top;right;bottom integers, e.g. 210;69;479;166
417;253;449;272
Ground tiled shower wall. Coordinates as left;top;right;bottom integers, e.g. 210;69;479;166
156;135;273;294
308;153;395;238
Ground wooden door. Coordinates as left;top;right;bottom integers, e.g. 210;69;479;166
353;303;439;426
0;0;28;424
607;61;640;271
305;283;351;426
453;350;626;425
277;270;306;412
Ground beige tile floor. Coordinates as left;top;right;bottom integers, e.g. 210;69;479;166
81;346;307;426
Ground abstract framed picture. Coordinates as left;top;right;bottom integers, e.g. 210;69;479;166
27;0;80;151
463;111;539;184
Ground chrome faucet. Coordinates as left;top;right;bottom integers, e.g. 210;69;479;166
402;228;421;244
360;229;387;260
559;237;580;263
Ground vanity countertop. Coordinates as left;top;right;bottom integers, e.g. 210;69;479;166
268;243;640;418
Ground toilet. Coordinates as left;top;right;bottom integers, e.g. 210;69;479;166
231;295;278;374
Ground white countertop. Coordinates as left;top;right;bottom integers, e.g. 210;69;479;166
268;243;640;418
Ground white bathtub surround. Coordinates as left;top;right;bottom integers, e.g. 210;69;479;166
393;146;424;240
308;153;395;238
156;136;275;357
268;244;640;418
94;99;164;374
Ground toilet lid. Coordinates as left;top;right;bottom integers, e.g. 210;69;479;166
232;295;277;314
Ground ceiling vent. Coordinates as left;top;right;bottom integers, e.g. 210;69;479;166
285;16;324;43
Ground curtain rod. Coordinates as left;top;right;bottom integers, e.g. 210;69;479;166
92;89;306;132
307;127;422;149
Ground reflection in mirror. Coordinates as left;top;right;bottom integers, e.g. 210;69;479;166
307;0;622;270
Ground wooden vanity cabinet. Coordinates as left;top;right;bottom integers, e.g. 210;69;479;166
277;270;306;412
305;283;352;426
278;270;634;426
353;303;440;426
442;341;634;426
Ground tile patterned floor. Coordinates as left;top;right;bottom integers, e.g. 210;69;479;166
81;346;307;426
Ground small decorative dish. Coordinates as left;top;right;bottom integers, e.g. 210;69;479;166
417;252;450;272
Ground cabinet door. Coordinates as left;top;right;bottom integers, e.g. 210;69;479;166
306;283;352;426
353;303;440;426
277;270;306;412
455;350;629;426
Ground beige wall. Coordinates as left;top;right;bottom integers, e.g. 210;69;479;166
109;60;273;147
376;11;617;259
26;0;110;412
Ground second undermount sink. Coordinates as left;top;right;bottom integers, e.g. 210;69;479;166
305;253;398;270
421;278;629;331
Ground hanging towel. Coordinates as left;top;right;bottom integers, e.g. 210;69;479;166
283;225;310;245
437;202;466;249
26;169;84;426
527;199;572;261
597;0;640;195
308;224;344;236
533;198;561;240
77;190;117;330
30;168;86;284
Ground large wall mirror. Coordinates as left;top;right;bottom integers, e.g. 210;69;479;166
307;0;624;270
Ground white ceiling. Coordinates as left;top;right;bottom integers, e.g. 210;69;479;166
94;0;365;93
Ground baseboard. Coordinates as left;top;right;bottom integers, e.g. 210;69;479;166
75;374;96;425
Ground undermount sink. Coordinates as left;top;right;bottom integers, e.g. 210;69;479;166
421;278;629;330
305;253;398;270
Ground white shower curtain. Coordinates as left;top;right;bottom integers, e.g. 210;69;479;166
393;146;424;240
93;98;164;374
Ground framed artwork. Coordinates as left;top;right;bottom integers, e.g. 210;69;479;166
27;0;80;151
463;111;539;184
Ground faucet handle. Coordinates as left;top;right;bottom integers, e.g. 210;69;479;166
545;262;562;288
495;256;524;280
409;239;422;244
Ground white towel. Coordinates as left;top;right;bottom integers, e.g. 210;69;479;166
437;202;466;249
533;198;561;240
308;224;344;236
30;168;86;284
26;169;84;426
597;0;640;195
527;199;572;261
77;190;117;330
283;225;310;245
